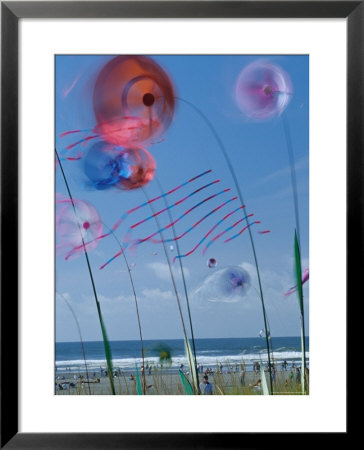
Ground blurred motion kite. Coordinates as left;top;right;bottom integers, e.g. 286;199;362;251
235;61;292;120
56;197;103;259
284;268;309;296
194;266;251;303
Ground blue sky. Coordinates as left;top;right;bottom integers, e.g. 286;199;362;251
55;55;309;342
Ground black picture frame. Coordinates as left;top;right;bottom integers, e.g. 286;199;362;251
1;1;356;447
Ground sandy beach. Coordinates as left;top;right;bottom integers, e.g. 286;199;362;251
55;368;306;395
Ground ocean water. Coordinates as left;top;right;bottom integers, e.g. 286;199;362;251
55;336;309;374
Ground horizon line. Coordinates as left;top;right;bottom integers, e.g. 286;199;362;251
56;335;308;344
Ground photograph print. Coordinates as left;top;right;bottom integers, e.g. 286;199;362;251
55;54;309;396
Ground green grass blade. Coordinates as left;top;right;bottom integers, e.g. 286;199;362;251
55;149;115;395
135;365;143;395
179;370;194;395
294;231;303;315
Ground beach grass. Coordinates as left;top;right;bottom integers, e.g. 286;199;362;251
56;366;309;396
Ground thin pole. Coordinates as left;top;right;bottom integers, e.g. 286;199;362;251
56;292;91;395
55;149;115;395
176;97;274;394
104;223;147;394
141;187;198;393
282;114;301;247
155;177;200;390
282;115;307;393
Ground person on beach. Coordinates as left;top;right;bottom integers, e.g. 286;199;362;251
250;379;262;392
289;370;294;383
199;375;213;394
295;367;301;384
240;368;246;386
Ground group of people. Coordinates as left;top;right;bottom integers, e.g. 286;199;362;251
253;362;261;374
196;364;215;374
55;381;77;391
289;366;303;384
140;365;153;375
196;362;248;375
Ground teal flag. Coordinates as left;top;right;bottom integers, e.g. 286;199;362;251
135;365;143;395
179;370;194;395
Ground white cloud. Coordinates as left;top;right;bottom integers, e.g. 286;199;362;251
146;262;190;281
141;288;174;301
237;259;309;334
56;291;71;301
253;156;308;187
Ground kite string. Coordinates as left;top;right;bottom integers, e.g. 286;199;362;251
129;179;220;230
223;221;261;243
202;212;253;255
150;196;238;246
175;212;253;261
134;188;231;246
69;169;214;263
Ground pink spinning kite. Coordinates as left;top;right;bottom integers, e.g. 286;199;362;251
60;55;176;152
284;268;309;296
235;61;292;120
56;197;103;260
93;55;175;146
